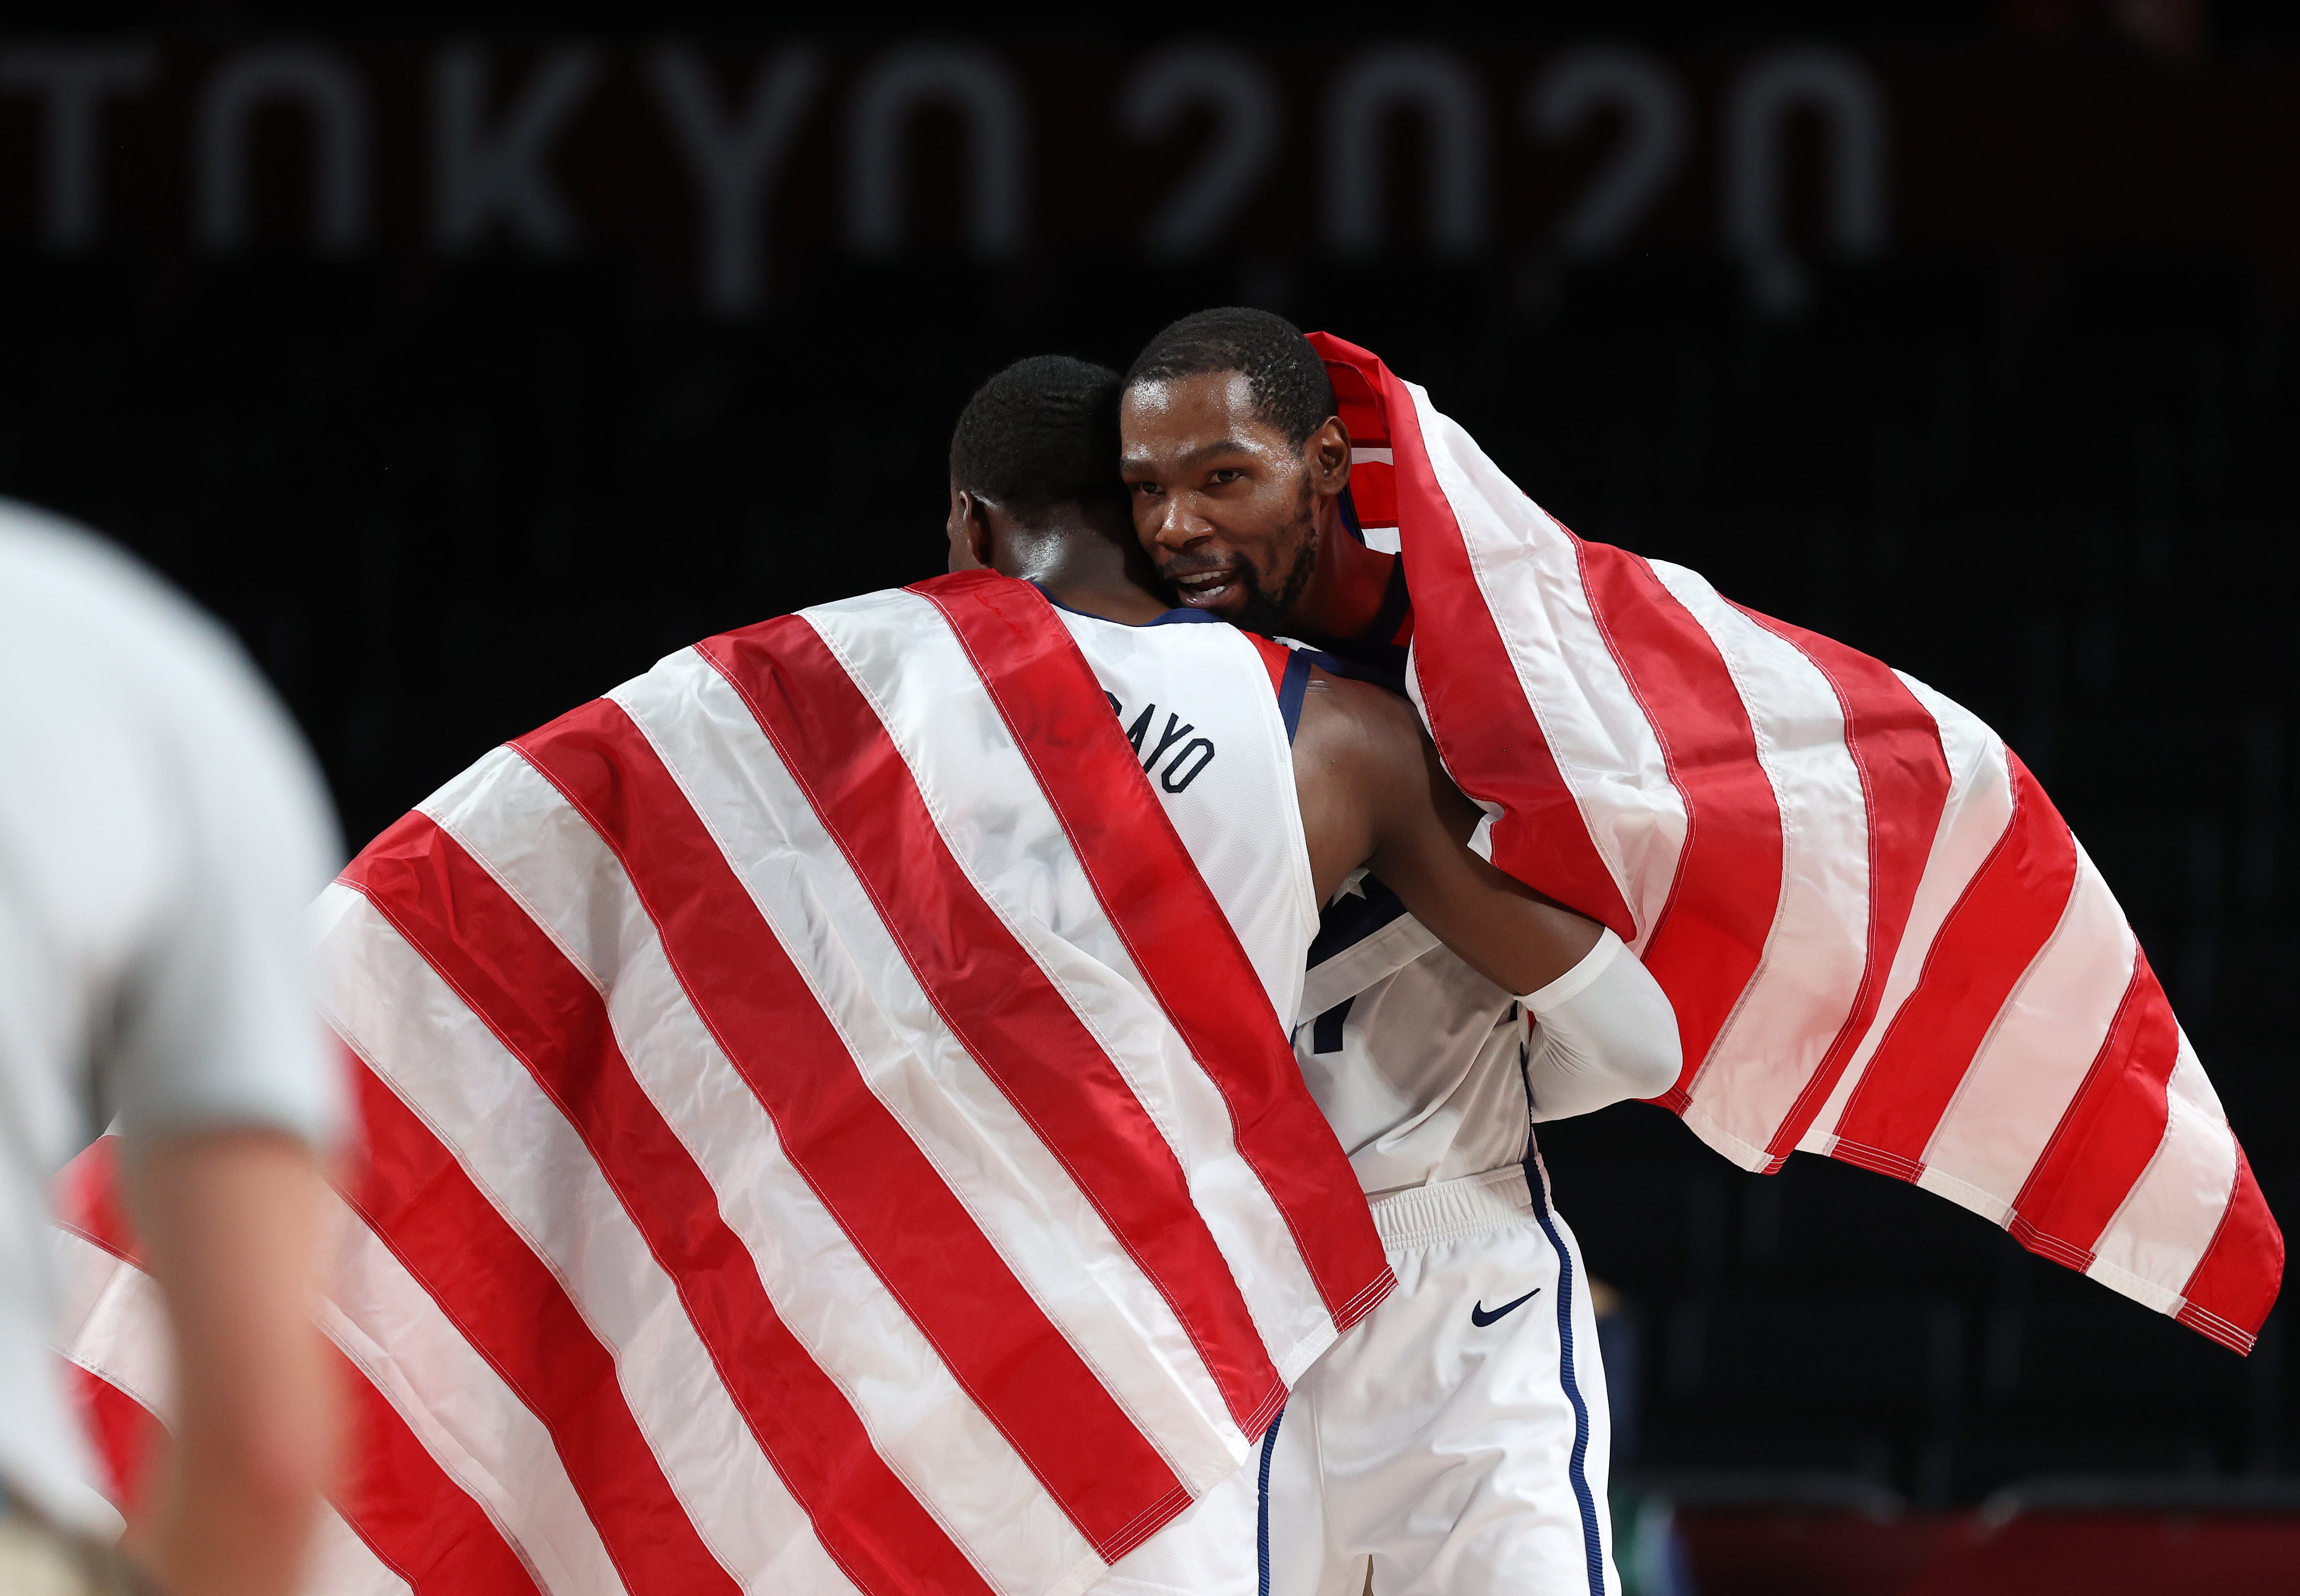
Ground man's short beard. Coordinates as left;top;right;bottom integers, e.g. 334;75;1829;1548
1229;481;1320;634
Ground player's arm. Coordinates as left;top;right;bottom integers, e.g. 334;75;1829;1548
1293;668;1683;1115
1292;666;1590;990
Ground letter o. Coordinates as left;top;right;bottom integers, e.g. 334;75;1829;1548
1160;739;1217;792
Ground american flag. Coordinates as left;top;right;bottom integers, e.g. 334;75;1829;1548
1313;331;2282;1354
53;571;1392;1595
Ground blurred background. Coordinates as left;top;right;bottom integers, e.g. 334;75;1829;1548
8;2;2294;1590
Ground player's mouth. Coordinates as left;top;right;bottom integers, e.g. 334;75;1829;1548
1167;564;1241;610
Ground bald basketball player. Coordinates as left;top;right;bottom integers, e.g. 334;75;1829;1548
948;354;1676;1596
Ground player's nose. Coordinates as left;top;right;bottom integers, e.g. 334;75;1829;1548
1147;494;1216;551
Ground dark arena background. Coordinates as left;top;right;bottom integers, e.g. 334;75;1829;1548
11;3;2296;1590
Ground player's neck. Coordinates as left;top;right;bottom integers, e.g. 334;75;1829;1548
1288;498;1397;641
1018;532;1172;625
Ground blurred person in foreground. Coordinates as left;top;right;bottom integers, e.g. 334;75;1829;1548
0;503;342;1595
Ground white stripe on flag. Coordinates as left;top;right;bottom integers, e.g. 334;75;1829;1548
52;1230;172;1417
318;885;846;1593
318;1198;622;1596
1917;847;2137;1220
305;1503;416;1596
1650;561;1871;1157
1408;385;1684;948
2087;1036;2240;1313
1799;683;2011;1152
425;746;1101;1595
1349;447;1394;465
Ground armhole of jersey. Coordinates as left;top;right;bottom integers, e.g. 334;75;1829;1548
1244;633;1289;695
1237;633;1321;1009
1371;556;1414;648
1243;634;1313;744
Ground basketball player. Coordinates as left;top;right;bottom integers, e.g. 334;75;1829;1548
1111;309;1656;1596
948;355;1677;1596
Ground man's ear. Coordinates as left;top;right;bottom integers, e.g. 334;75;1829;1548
946;485;994;573
1306;415;1352;496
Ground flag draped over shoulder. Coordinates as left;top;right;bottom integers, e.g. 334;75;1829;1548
1311;332;2281;1354
51;570;1392;1596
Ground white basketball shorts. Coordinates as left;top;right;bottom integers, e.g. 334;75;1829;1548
1095;1155;1618;1596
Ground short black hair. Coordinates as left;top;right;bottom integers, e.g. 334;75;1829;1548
948;355;1126;521
1124;307;1337;447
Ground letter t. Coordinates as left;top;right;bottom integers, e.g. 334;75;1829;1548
0;46;156;252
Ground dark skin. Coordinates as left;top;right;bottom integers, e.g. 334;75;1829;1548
947;480;1599;996
1119;369;1394;641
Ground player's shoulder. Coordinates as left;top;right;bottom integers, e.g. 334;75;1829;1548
1288;664;1428;798
1299;663;1422;743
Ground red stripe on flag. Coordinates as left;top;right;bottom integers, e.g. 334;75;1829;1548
1738;609;1953;1168
340;1057;739;1596
1311;332;1636;941
514;696;1189;1561
346;814;989;1596
1243;633;1291;698
1346;461;1397;530
701;614;1289;1437
2008;950;2182;1269
53;1135;139;1267
64;1361;160;1513
1831;754;2078;1180
1325;362;1388;449
909;571;1394;1336
1327;375;1399;529
1574;545;1782;1091
2178;1150;2285;1356
330;1345;545;1596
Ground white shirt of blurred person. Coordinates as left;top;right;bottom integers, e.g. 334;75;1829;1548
0;503;343;1596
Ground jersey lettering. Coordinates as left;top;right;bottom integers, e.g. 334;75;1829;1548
1108;693;1221;794
1057;603;1314;1026
1160;739;1215;792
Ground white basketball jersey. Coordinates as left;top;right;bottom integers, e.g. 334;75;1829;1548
1051;606;1319;1027
1292;880;1532;1197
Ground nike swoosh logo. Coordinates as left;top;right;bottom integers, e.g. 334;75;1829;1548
1470;1288;1542;1328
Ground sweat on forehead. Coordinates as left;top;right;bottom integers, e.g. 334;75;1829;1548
1124;306;1337;448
